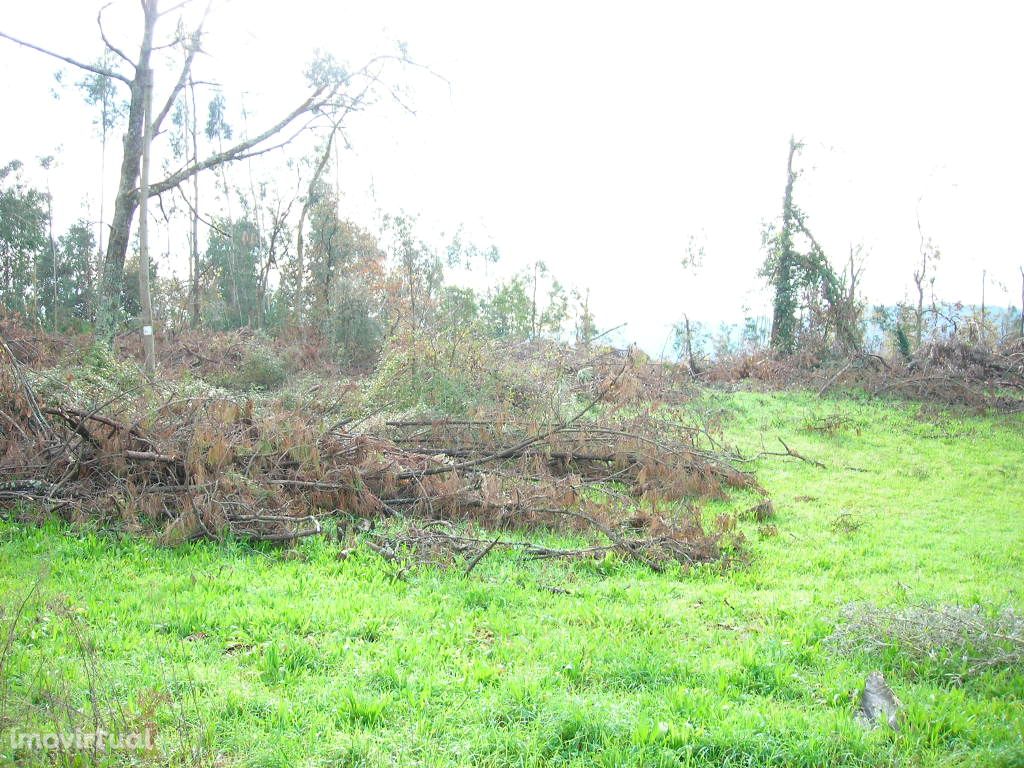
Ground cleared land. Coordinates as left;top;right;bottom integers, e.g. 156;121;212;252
1;391;1022;767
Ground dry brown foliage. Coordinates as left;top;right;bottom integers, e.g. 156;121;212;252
0;335;762;571
699;339;1024;412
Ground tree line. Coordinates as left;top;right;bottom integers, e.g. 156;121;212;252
3;5;1019;366
0;152;598;363
0;1;600;366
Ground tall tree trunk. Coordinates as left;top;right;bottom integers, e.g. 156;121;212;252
97;3;157;338
683;313;698;374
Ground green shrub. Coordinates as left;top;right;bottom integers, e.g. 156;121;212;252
363;330;574;418
214;345;288;392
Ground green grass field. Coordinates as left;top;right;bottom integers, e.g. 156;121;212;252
1;391;1022;767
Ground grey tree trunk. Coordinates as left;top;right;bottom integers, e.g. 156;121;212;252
96;3;157;338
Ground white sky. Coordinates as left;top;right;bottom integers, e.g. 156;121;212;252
2;0;1023;351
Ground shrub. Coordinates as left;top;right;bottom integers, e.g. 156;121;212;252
828;602;1024;682
213;345;287;392
363;329;574;418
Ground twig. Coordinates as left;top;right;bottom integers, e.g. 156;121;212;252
464;533;501;576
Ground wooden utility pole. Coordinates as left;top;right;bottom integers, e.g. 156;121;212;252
138;62;156;378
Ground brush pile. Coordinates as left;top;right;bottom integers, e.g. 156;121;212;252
0;337;762;570
829;602;1024;682
700;339;1024;411
867;339;1024;410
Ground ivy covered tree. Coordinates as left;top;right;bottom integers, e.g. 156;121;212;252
764;138;800;354
761;137;863;356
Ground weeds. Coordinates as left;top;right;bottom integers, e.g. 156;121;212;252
828;602;1024;682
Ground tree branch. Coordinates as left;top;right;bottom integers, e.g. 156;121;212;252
146;51;411;199
173;184;230;237
97;3;135;69
0;30;131;84
150;2;211;136
156;0;198;17
148;85;330;196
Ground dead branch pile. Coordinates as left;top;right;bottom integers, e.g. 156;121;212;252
0;318;83;368
699;339;1024;411
828;602;1024;682
525;341;702;407
0;344;761;570
152;328;255;372
871;340;1024;409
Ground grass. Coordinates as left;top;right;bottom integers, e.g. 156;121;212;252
1;390;1022;766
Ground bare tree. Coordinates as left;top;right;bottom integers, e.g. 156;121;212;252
1;1;407;337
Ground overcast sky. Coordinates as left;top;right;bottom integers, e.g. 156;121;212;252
2;0;1023;350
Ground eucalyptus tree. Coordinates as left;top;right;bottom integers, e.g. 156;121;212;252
0;161;48;316
36;221;96;328
1;1;413;338
169;77;203;327
203;216;262;330
77;52;127;272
